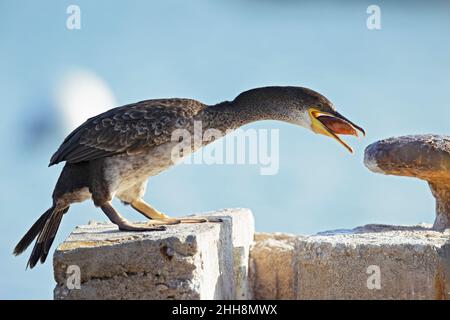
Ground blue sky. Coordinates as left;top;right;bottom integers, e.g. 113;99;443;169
1;0;450;299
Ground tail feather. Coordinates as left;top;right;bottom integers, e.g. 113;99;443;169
14;206;69;269
13;207;54;256
40;209;65;264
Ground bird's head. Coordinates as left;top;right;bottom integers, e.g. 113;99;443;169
296;87;365;153
234;86;365;153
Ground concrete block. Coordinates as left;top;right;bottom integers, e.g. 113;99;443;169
207;208;255;299
250;225;450;300
53;208;254;300
249;233;299;299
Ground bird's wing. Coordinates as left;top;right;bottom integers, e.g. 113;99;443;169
49;99;206;165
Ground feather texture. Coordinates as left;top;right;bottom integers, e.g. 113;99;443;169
49;99;206;165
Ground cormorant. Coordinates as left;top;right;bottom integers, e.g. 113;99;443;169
14;86;364;268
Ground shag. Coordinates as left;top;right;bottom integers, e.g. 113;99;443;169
14;86;364;268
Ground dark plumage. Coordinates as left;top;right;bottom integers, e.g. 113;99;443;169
14;86;364;268
49;99;206;165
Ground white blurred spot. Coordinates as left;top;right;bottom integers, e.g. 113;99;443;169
55;69;116;132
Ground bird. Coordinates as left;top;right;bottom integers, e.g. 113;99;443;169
14;86;365;268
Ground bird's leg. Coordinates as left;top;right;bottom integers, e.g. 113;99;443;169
100;202;166;231
130;199;222;224
131;199;173;220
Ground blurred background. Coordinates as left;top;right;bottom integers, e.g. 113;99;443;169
1;0;450;299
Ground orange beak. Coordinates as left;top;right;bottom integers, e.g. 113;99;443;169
308;108;365;153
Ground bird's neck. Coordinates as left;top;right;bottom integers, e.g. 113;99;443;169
199;99;286;132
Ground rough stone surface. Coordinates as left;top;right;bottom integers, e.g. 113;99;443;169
249;233;299;299
207;209;255;299
53;206;450;300
250;225;450;300
53;208;254;300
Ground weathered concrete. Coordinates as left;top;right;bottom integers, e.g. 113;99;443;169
250;225;450;300
249;233;298;299
53;208;254;300
53;207;449;300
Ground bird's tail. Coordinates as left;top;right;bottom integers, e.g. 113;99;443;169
14;205;69;269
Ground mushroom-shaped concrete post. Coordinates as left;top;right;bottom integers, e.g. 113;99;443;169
364;135;450;231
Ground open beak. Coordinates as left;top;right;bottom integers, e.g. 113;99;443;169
308;108;365;153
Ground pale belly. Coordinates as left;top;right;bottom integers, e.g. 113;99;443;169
103;141;194;200
56;137;207;207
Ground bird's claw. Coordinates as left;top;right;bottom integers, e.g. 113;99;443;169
181;217;223;223
145;225;167;231
177;218;208;224
119;222;166;232
147;218;181;225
